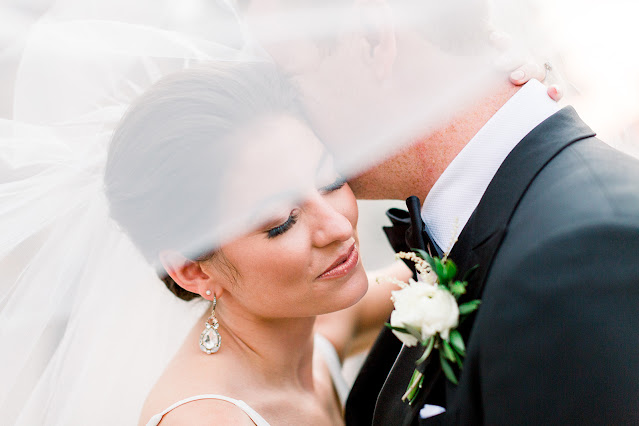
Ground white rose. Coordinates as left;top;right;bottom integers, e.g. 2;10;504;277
390;281;459;346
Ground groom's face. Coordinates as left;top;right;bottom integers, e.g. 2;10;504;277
244;0;387;137
244;0;494;198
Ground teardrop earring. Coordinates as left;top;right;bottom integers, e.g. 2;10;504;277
199;296;221;354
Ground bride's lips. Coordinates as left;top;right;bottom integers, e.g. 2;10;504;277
317;244;359;280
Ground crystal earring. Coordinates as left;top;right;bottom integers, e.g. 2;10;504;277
199;296;221;354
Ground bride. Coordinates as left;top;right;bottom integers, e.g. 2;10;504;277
105;61;372;425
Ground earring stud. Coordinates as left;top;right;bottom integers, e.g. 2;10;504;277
205;290;211;296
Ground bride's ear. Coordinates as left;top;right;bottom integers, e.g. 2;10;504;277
357;0;397;81
159;250;212;297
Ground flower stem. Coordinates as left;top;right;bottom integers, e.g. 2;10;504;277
401;369;425;405
415;336;435;365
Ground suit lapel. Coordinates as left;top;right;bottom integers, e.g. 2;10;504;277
453;106;595;300
467;107;594;250
372;107;595;425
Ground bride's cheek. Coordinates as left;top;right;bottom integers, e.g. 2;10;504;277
261;252;306;283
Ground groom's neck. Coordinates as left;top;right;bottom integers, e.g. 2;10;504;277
348;82;519;202
440;82;520;161
409;82;520;202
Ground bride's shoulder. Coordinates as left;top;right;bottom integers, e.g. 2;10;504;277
140;379;258;426
150;398;257;426
138;346;245;425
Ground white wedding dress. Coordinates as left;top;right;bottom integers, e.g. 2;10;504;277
145;334;349;426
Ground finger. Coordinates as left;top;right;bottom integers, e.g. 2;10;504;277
546;84;563;101
509;62;545;85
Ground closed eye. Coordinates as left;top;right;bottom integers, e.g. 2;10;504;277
319;177;346;194
266;210;299;238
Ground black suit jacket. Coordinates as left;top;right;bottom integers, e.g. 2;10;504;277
345;107;639;425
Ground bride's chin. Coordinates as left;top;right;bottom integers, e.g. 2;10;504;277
322;266;369;314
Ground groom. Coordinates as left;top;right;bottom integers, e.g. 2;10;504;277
242;0;639;424
344;88;639;424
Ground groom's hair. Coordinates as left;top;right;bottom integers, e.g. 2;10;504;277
104;61;307;301
397;0;493;53
238;0;492;54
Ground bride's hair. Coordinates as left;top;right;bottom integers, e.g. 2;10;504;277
104;61;306;301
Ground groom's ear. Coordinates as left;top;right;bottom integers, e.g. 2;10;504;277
159;250;211;296
356;0;397;81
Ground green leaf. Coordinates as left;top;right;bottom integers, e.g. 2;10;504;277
433;258;445;282
441;260;458;283
412;248;431;261
385;322;421;340
402;369;425;405
449;330;466;356
462;264;480;282
453;346;464;370
440;352;458;385
449;281;467;298
458;300;481;316
417;251;438;276
416;337;435;365
441;339;456;362
421;335;434;347
385;323;408;333
404;323;424;340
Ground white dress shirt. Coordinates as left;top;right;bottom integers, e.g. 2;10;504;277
421;80;560;254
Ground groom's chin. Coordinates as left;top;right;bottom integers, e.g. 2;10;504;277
347;173;388;200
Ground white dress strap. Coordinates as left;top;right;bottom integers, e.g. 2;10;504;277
147;336;347;425
145;394;271;426
314;334;349;406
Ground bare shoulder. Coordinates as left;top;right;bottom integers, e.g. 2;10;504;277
158;398;257;426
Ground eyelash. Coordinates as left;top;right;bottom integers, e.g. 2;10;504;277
265;178;346;239
266;211;299;239
320;177;346;194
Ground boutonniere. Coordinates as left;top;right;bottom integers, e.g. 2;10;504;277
380;249;480;405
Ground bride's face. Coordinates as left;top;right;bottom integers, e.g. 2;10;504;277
205;116;368;318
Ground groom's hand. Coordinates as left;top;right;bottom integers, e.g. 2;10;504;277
510;62;562;101
490;29;563;101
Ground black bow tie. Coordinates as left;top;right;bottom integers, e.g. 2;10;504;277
383;196;441;275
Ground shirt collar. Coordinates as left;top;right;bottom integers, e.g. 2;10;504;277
421;80;560;253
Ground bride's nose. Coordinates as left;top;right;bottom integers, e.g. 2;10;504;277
308;196;353;247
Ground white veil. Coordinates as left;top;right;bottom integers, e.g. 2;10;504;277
1;0;638;424
1;1;263;424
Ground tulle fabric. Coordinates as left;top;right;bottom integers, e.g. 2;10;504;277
1;1;250;423
1;0;638;424
0;118;210;424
